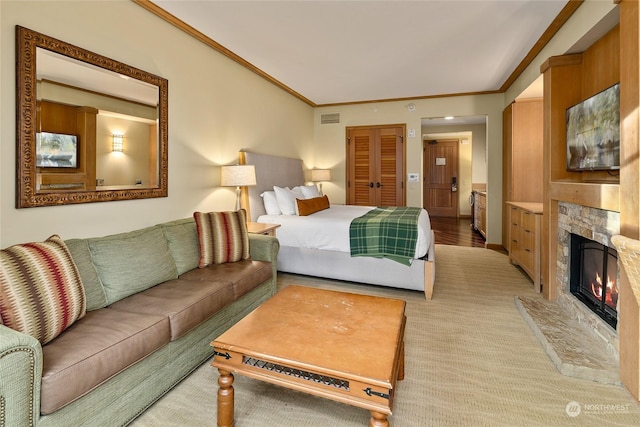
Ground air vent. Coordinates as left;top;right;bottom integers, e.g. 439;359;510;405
320;113;340;124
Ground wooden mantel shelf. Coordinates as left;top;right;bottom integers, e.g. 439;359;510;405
549;181;620;213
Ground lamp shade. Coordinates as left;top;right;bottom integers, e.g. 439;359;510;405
220;165;256;187
311;169;331;182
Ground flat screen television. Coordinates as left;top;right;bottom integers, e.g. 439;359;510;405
566;83;620;172
36;132;78;168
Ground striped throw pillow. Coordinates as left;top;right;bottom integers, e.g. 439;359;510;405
194;210;250;267
0;235;86;345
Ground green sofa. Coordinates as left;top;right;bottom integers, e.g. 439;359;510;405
0;217;279;426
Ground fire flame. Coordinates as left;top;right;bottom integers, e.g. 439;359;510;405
590;272;619;306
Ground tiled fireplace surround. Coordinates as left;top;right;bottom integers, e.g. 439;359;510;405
556;202;620;361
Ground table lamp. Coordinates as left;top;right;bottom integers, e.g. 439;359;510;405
311;169;331;195
221;165;256;211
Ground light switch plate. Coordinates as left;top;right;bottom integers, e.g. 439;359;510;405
408;129;416;138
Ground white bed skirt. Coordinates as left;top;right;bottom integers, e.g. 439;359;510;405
276;230;436;293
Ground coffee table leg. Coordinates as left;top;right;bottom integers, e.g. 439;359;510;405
398;340;405;381
217;369;234;427
369;411;389;427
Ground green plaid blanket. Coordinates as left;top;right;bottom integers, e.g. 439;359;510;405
349;206;421;266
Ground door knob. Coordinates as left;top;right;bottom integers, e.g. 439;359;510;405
377;182;382;188
369;182;374;188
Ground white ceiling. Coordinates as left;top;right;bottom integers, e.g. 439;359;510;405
152;0;570;105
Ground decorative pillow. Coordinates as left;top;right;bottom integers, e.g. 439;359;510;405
194;210;250;267
297;195;330;216
261;191;282;215
301;184;321;199
0;235;86;345
273;186;303;215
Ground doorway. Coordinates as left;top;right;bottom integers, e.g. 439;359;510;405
421;115;487;220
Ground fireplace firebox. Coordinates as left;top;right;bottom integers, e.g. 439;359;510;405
569;233;618;328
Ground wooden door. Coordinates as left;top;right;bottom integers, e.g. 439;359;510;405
423;139;459;217
377;127;404;206
347;125;405;206
347;127;376;205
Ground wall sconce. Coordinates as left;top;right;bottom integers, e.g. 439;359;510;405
311;169;331;195
220;165;257;211
112;134;124;152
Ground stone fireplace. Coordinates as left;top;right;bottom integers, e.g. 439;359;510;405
556;202;620;360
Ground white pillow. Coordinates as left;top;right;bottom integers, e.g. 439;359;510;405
260;191;281;215
291;186;306;198
300;184;321;199
273;186;302;215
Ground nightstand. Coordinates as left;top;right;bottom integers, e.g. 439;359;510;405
246;222;280;236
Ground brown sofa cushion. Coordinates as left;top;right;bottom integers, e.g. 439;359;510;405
179;259;272;300
109;279;234;340
41;309;170;414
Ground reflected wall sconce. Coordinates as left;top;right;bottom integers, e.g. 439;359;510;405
112;134;124;152
220;164;257;211
311;169;331;195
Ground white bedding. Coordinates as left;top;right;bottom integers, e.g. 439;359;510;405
257;204;431;259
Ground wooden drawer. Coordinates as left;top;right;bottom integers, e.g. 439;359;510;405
521;228;534;251
510;206;521;227
505;202;542;292
521;211;535;232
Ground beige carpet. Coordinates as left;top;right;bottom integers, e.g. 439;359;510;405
131;245;640;426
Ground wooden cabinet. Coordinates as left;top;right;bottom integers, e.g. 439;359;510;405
346;125;405;206
507;202;542;292
475;192;487;239
502;100;543;249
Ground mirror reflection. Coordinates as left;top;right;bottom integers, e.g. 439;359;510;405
16;26;168;208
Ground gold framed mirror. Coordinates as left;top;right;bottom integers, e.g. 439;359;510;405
16;26;168;208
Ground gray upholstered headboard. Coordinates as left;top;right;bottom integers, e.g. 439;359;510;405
240;151;305;221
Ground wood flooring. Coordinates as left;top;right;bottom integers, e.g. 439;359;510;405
430;216;486;248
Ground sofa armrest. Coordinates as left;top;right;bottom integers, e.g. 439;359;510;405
248;234;279;294
0;325;42;427
248;234;279;263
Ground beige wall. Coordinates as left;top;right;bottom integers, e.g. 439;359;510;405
0;1;313;247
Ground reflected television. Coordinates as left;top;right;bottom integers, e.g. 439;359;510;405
36;132;78;168
566;83;620;172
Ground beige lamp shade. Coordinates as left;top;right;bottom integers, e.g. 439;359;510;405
311;169;331;182
220;165;257;187
220;165;256;211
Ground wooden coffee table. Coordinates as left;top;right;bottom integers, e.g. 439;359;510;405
211;285;406;427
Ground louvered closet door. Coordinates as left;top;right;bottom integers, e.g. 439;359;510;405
347;125;405;206
377;127;404;206
348;127;376;205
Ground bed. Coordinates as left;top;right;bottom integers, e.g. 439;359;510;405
239;150;436;299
